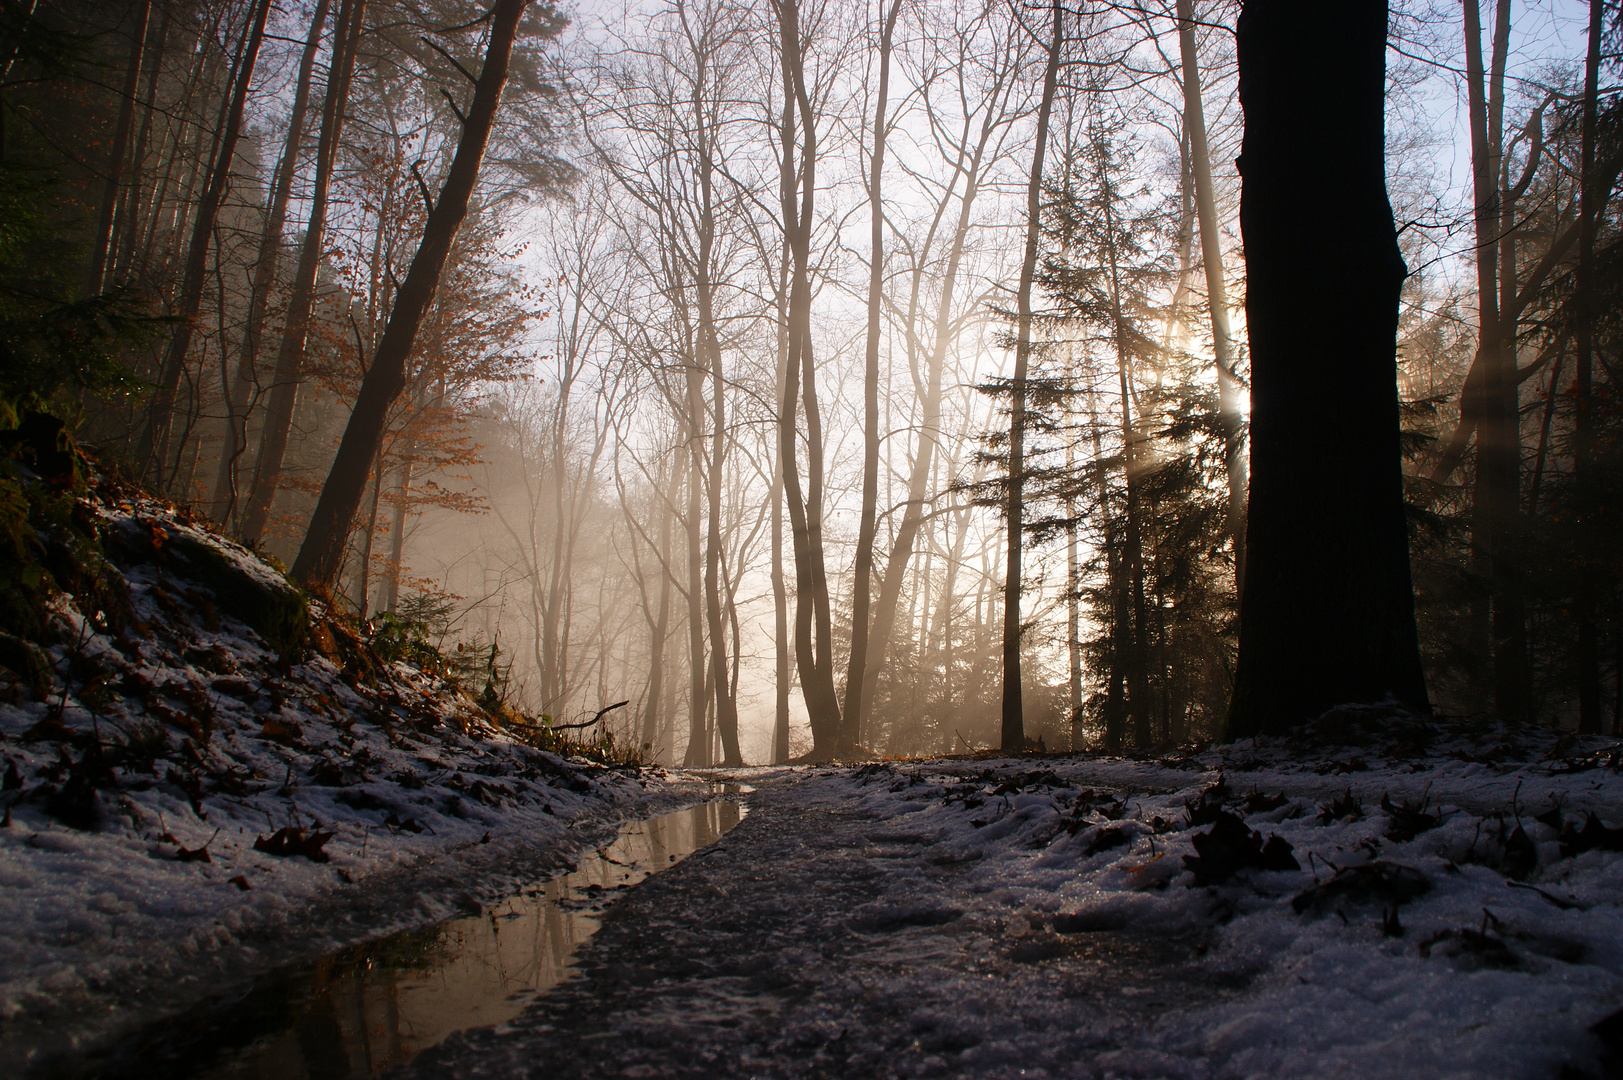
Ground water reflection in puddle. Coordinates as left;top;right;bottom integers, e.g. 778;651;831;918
93;795;747;1080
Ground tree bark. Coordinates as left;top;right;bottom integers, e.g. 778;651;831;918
686;59;742;767
240;0;366;545
1001;0;1063;751
770;201;793;765
380;454;410;612
1224;0;1428;736
292;0;530;588
771;319;792;765
1066;433;1083;750
700;192;742;766
645;471;674;754
210;0;331;528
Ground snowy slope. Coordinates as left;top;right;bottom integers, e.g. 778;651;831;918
0;486;693;1073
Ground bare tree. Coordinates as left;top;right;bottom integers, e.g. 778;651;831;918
135;0;272;491
240;0;367;544
294;0;535;588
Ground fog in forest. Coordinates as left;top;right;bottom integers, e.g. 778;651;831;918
5;0;1617;767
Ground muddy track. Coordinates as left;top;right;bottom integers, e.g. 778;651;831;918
404;770;1247;1079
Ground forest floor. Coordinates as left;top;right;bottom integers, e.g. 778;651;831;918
406;739;1623;1080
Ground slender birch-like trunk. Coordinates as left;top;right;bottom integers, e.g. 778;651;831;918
1001;0;1063;751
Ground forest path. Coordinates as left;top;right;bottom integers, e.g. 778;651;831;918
401;766;1238;1080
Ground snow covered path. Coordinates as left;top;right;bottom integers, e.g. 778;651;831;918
404;754;1623;1080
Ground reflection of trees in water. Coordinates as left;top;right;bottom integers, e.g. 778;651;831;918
183;802;746;1079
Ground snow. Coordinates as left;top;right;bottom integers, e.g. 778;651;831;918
407;746;1623;1079
0;491;695;1073
822;747;1623;1078
6;482;1622;1077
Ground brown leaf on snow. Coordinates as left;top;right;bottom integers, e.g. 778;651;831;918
259;718;302;745
253;826;334;862
384;812;424;834
171;827;219;863
1183;809;1299;886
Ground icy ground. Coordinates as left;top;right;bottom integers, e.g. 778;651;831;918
409;745;1623;1080
0;491;699;1074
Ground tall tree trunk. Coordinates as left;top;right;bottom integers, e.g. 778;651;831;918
380;454;410;612
771;221;793;765
1574;0;1604;734
1095;135;1153;749
1463;0;1530;723
112;4;167;286
87;0;151;296
1001;0;1063;751
842;0;903;753
644;474;674;753
1225;0;1429;736
211;0;331;527
771;367;791;764
292;0;529;588
690;76;742;767
701;247;742;766
1177;0;1247;590
774;0;842;755
240;0;366;545
136;0;272;491
682;415;708;766
353;442;385;613
860;99;1002;724
1066;429;1083;749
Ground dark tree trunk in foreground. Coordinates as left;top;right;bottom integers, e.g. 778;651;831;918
292;0;529;589
1225;0;1428;737
1574;0;1605;733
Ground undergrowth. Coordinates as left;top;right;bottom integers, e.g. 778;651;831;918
0;422;649;772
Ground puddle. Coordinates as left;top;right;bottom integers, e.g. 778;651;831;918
81;795;747;1079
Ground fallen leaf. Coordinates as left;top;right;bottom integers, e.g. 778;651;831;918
253;826;333;862
384;812;424;834
1183;809;1299;886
